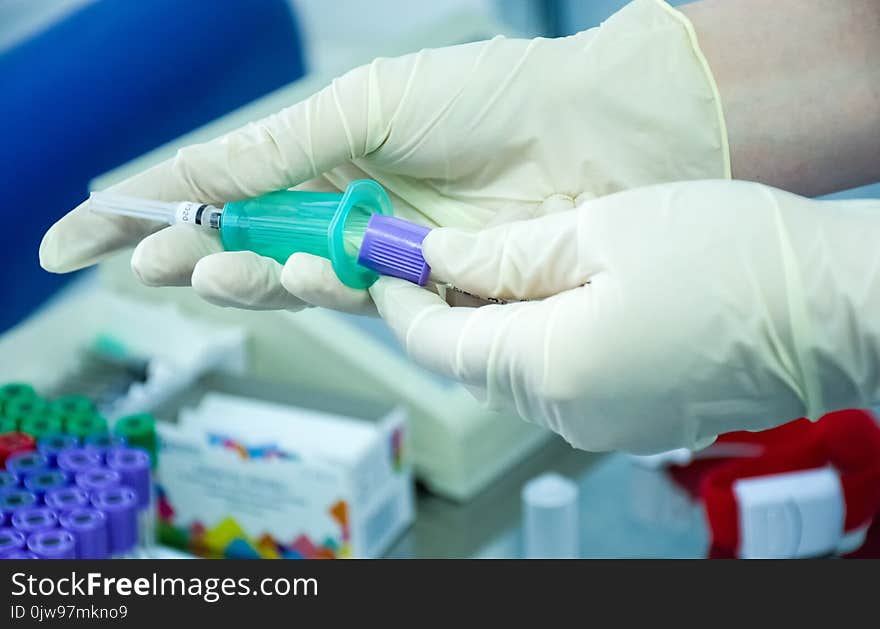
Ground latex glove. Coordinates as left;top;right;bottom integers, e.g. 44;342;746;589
370;180;880;453
40;0;728;315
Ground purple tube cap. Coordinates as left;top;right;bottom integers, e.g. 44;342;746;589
28;529;76;559
11;507;58;534
0;490;38;518
59;508;109;560
1;550;40;559
24;470;69;496
6;451;50;479
106;448;150;509
357;214;431;285
0;526;26;554
44;486;89;513
91;487;137;554
56;448;102;475
75;468;121;493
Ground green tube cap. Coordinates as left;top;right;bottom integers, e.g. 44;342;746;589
20;414;65;440
51;395;96;419
65;414;109;439
114;414;158;466
0;383;38;413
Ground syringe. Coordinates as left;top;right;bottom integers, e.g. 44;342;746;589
90;180;508;305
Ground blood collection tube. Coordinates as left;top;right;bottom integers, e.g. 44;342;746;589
59;508;109;559
83;433;126;463
37;434;80;466
44;486;90;514
91;487;138;558
107;447;153;556
0;527;26;556
0;433;36;468
56;448;102;476
75;468;121;494
28;529;76;559
11;507;58;535
23;469;69;502
5;451;50;480
0;490;38;523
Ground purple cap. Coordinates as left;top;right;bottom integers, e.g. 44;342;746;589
23;470;69;500
0;471;17;492
6;451;50;480
44;486;89;513
1;550;40;559
357;214;431;285
75;468;121;494
106;448;151;510
0;526;26;555
38;434;80;465
59;508;108;559
83;434;126;462
11;507;58;534
56;448;102;475
27;529;76;559
0;489;38;521
91;487;137;554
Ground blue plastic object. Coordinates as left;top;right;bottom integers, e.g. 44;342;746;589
0;0;305;332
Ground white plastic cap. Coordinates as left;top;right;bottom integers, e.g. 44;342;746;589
521;472;579;559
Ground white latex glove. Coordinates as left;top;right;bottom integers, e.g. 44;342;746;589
39;0;727;314
370;180;880;453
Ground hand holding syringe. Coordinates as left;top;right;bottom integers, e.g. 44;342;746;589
89;180;507;307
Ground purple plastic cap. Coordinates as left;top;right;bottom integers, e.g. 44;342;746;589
59;508;109;559
38;434;80;465
56;448;102;476
0;471;17;492
91;487;137;554
44;486;89;513
357;214;431;285
27;529;76;559
83;434;126;462
6;451;50;480
24;470;69;500
1;550;40;559
0;490;38;521
0;526;26;554
11;507;58;534
75;468;121;494
106;448;151;510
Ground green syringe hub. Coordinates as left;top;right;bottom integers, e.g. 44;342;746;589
220;179;392;289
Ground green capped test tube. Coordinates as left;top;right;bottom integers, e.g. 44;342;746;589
114;414;158;466
0;417;16;434
20;414;65;441
4;396;53;435
51;395;96;419
65;414;109;440
0;383;38;416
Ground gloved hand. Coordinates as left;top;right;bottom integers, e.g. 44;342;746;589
370;180;880;453
40;0;727;314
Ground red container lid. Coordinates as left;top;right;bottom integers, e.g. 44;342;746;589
0;432;37;469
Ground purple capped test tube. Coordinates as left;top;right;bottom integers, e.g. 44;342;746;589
1;550;40;559
0;490;38;524
37;434;80;466
92;487;138;557
6;451;50;480
0;471;17;492
24;470;69;501
59;508;109;559
44;486;89;514
83;434;126;463
56;448;102;476
106;448;150;510
0;527;26;556
28;529;76;559
75;468;121;494
11;507;58;534
357;214;432;285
